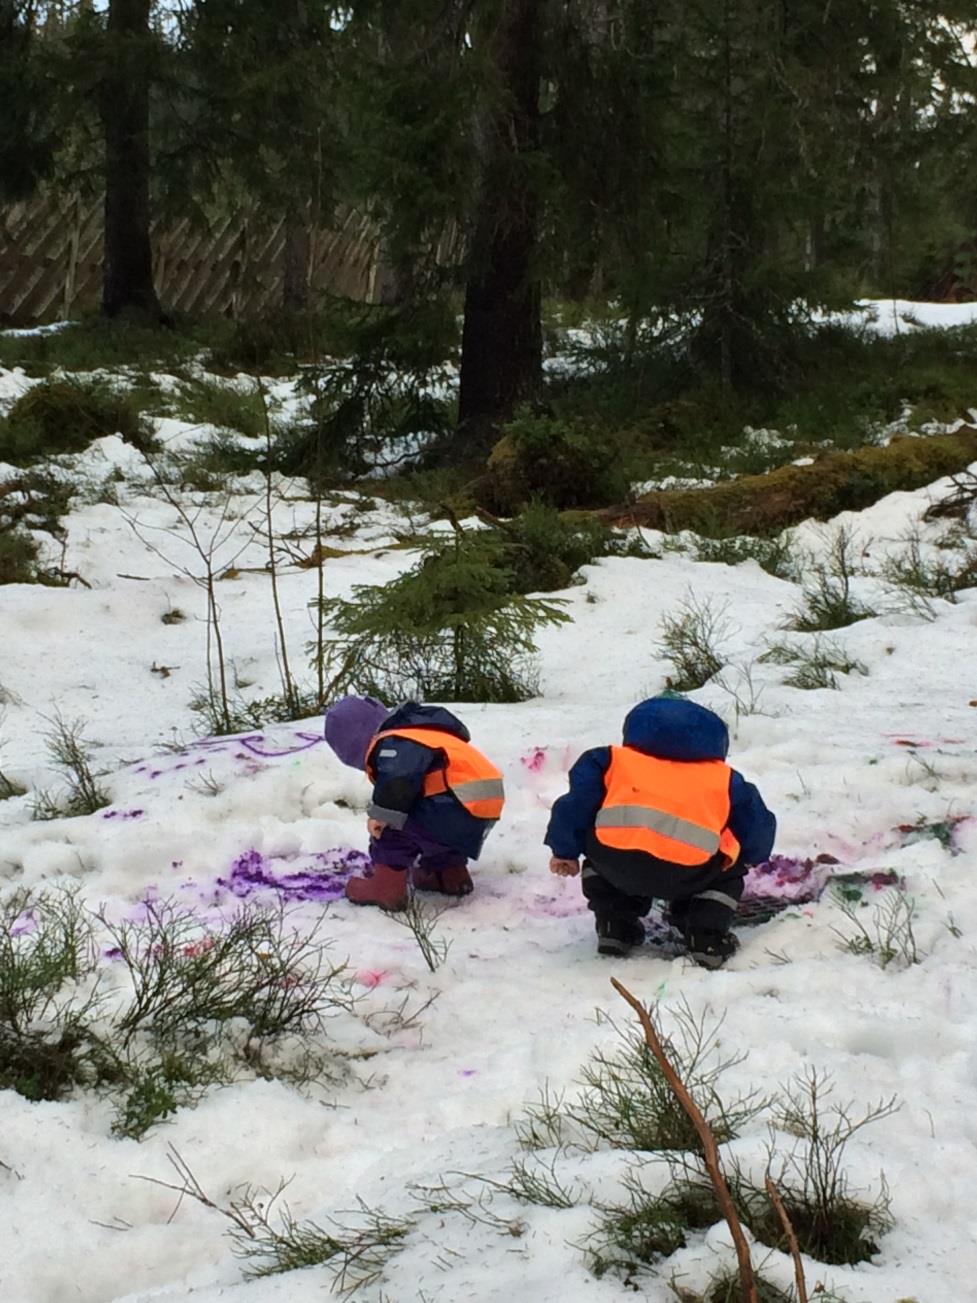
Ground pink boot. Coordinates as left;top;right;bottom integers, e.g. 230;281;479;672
412;865;474;897
345;863;408;912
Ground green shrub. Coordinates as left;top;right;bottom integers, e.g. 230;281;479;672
314;532;569;703
204;308;362;373
518;1005;764;1157
0;889;352;1125
486;502;628;592
281;303;457;485
881;528;977;618
0;318;201;376
762;636;869;690
659;595;732;691
169;432;266;489
189;687;321;737
0;890;118;1102
228;1191;413;1286
727;1070;897;1267
0;767;26;801
0;379;153;463
31;715;110;820
692;529;797;579
788;527;876;632
0;528;40;583
588;1179;717;1278
697;1270;795;1303
484;413;633;512
170;376;266;437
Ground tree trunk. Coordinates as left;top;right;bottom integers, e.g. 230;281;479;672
100;0;164;321
457;0;543;450
282;210;311;313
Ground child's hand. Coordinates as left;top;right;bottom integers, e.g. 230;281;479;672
549;856;580;877
367;818;387;840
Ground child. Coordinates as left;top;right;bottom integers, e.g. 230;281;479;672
324;695;505;912
545;696;775;967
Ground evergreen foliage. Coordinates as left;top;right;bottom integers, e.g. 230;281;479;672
0;379;152;464
0;2;58;203
3;2;977;435
484;413;633;512
485;503;629;593
313;531;569;703
281;299;458;482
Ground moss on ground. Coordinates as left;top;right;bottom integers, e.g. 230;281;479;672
605;429;977;535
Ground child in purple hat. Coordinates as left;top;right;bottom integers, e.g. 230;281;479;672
324;696;505;911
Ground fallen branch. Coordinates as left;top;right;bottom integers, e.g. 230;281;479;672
764;1175;808;1303
611;977;757;1303
133;1143;259;1237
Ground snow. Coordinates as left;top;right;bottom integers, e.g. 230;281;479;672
2;334;977;1302
0;320;74;338
833;298;977;336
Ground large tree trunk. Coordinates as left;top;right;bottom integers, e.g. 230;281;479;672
101;0;164;320
282;210;311;313
457;0;543;450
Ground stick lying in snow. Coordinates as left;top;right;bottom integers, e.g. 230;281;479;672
610;977;758;1303
764;1175;808;1303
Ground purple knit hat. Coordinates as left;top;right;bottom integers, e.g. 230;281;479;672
323;696;391;771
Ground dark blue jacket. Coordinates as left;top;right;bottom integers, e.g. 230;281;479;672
366;702;493;861
544;697;776;866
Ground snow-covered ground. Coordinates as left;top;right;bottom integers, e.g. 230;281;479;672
2;311;977;1303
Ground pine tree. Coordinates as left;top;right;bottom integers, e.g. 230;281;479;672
176;0;343;315
0;2;57;203
314;533;569;703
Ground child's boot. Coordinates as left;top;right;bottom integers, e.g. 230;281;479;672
684;928;739;969
412;864;474;896
345;864;408;912
595;916;645;957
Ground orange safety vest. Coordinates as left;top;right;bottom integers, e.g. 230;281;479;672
367;727;505;822
594;747;740;867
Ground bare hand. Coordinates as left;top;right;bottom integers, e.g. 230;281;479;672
367;818;387;840
549;856;580;877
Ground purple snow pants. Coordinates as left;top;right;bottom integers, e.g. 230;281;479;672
370;820;467;872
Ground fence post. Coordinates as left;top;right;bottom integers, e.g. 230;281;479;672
61;194;82;321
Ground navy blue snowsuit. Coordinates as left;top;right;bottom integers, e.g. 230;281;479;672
545;697;776;934
366;702;494;862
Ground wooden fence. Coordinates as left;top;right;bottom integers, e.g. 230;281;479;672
0;194;380;325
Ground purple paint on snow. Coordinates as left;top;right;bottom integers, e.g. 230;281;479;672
743;854;838;904
214;846;369;903
239;732;324;759
10;909;37;937
532;891;588;918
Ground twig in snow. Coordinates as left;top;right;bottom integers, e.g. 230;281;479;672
765;1175;808;1303
610;977;757;1303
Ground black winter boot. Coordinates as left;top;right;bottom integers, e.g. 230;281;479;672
595;916;645;957
684;928;739;969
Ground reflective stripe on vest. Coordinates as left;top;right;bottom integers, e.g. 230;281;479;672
367;727;505;821
595;747;740;867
